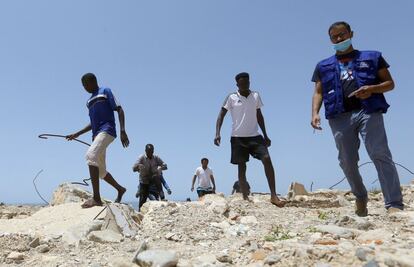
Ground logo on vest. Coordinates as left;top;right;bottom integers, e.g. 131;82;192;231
358;62;370;69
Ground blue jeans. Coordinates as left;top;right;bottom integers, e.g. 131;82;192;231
329;110;403;209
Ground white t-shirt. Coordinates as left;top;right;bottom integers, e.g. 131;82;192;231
195;166;213;188
223;91;263;137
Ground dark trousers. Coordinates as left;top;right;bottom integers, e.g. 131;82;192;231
138;183;150;211
138;176;163;211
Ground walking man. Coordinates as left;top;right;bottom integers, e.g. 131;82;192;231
191;158;216;198
214;72;285;207
133;144;167;211
66;73;129;208
311;21;403;216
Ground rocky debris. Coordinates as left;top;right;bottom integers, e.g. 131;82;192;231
50;183;93;206
240;215;258;225
315;224;358;239
356;229;393;244
1;184;414;266
102;203;140;237
28;237;40;248
87;229;123;243
364;260;380;267
287;182;308;199
36;244;50;253
286;188;350;208
355;247;369;261
216;250;233;263
62;220;103;246
135;249;178;267
201;193;229;215
7;251;24;261
191;253;222;266
264;253;281;265
0;205;42;219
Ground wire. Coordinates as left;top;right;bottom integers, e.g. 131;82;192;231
33;169;49;205
38;133;92;186
329;161;414;189
38;134;91;147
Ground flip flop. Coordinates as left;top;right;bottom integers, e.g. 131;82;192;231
81;198;103;209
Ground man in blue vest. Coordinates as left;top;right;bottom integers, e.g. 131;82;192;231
311;21;403;216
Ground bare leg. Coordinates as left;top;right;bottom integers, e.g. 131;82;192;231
237;163;250;200
103;172;126;203
82;165;103;208
261;155;285;207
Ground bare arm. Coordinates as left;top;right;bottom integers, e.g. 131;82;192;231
132;157;143;172
116;107;129;148
210;175;216;192
214;107;227;146
157;157;168;171
311;81;323;130
191;175;197;191
257;109;271;147
354;68;395;99
66;123;92;140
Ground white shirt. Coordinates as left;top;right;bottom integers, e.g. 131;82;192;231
223;91;263;137
195;166;213;188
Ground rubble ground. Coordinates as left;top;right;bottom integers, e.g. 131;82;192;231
1;182;414;267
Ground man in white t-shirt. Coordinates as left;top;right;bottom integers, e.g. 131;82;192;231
214;72;286;207
191;158;216;198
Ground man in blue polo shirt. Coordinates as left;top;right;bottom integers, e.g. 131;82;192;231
311;22;403;216
66;73;130;208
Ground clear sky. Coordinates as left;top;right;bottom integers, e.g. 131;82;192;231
1;0;413;204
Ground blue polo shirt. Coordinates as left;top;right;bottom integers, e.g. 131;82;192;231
87;87;120;138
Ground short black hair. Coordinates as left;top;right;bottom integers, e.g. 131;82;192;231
81;73;97;83
328;21;351;35
235;72;249;82
145;144;154;150
201;158;209;163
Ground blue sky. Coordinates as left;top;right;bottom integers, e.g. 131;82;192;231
1;0;413;204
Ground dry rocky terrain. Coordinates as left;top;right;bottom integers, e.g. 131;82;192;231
1;182;414;267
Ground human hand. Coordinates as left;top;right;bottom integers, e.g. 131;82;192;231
191;187;194;192
311;114;322;130
264;136;271;147
167;189;172;195
66;132;80;141
120;130;129;148
214;135;221;146
352;86;373;100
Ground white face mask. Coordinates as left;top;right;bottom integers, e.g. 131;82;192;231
333;38;352;52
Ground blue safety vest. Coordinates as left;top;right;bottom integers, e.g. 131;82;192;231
317;50;389;119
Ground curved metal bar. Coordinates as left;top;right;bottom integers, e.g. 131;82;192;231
38;133;91;147
33;169;49;205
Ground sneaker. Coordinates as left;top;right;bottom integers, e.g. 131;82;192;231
355;198;368;217
387;207;403;214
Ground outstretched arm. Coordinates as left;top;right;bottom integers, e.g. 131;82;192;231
214;108;227;146
116;107;129;148
257;109;271;147
66;123;92;140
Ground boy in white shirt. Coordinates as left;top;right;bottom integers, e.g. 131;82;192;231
191;158;216;198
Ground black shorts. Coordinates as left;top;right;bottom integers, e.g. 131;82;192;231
230;135;269;164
